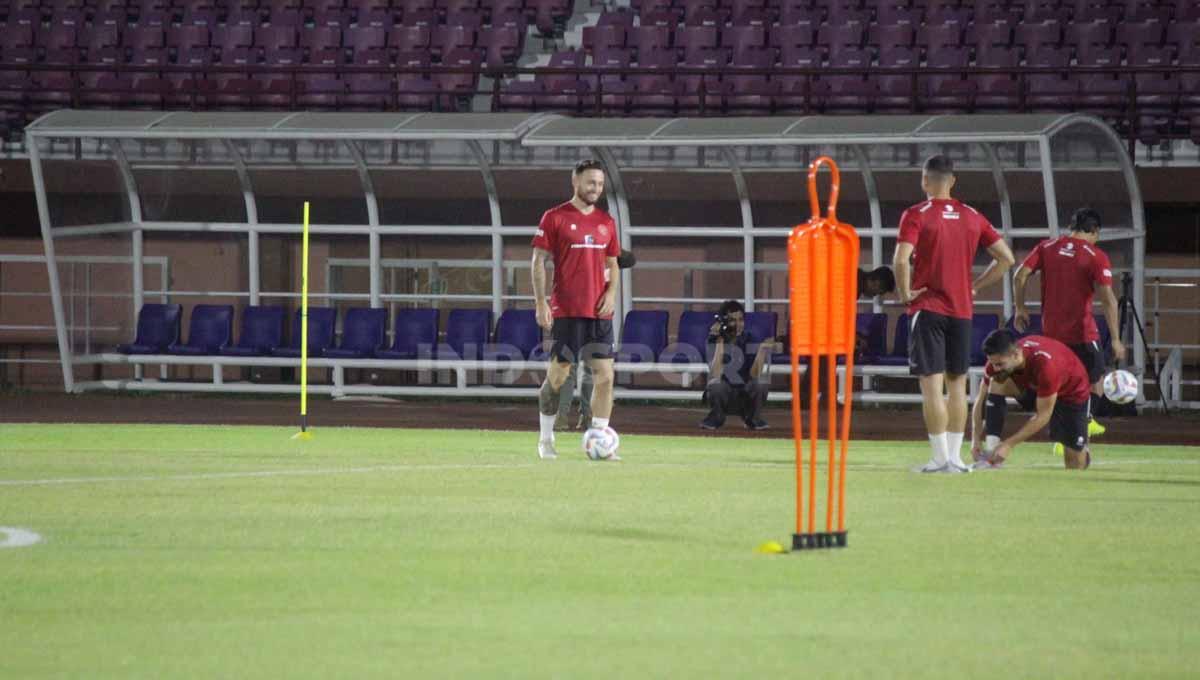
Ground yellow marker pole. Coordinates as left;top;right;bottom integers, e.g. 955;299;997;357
293;201;313;440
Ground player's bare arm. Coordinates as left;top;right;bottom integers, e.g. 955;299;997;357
532;247;553;330
1097;283;1126;361
971;239;1016;296
1012;265;1034;331
992;393;1055;462
891;241;926;303
594;256;618;317
707;320;725;377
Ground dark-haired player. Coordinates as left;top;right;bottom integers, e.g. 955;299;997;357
893;155;1016;473
531;159;621;460
1013;207;1126;447
970;329;1094;470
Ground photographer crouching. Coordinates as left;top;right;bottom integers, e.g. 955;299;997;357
701;300;779;431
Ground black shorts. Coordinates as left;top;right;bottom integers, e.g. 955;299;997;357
549;317;614;364
1015;389;1090;451
1049;397;1091;451
1069;341;1106;385
908;310;971;376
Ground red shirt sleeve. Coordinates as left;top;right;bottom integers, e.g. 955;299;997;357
531;210;555;252
1092;249;1113;287
897;208;920;245
1021;241;1045;273
977;217;1001;248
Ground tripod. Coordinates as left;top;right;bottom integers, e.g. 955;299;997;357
1117;272;1170;414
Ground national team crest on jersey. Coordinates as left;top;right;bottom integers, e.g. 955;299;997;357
584;234;594;245
598;225;608;238
942;204;960;220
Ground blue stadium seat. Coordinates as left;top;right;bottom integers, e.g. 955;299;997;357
617;309;669;363
873;313;911;366
377;308;439;360
856;312;888;363
117;303;182;354
487;309;540;360
442;308;492;360
324;307;388;358
219;305;285;356
272;307;337;358
1005;312;1043;337
660;310;714;363
743;311;778;344
970;313;1000;366
167;304;234;355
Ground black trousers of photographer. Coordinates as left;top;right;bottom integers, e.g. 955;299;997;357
704;379;769;427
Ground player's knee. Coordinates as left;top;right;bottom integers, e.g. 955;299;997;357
746;379;769;395
589;363;614;388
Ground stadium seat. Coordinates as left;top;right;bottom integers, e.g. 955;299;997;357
970;313;1000;366
324;307;388;358
219;305;286;356
486;309;541;360
377;308;439;360
855;312;888;363
616;310;669;363
441;309;492;360
167;304;235;355
117;303;183;354
743;311;778;345
272;307;337;358
660;310;714;363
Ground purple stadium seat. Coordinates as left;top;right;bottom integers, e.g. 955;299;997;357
36;25;78;52
299;26;341;54
441;0;479;16
377;308;439;360
628;73;679;114
743;311;777;346
296;75;344;108
398;0;435;14
489;8;528;30
1065;19;1115;54
638;0;682;25
775;44;822;111
770;23;817;53
816;47;873;112
257;26;299;52
616;310;669;363
441;309;492;360
1115;19;1166;53
596;7;635;29
660;310;714;364
682;2;726;25
527;0;571;36
870;313;910;367
970;314;1000;365
1020;0;1072;22
1166;20;1200;60
273;307;337;357
346;26;386;54
722;48;778;112
583;23;626;55
1129;44;1178;135
117;303;183;354
876;2;922;25
1074;44;1126;115
496;78;542;110
444;8;484;29
855;313;888;363
1122;0;1169;21
924;0;971;24
1014;19;1063;56
167;304;235;355
723;24;767;63
818;22;865;59
967;19;1014;49
875;46;919;111
870;23;915;51
389;25;431;53
826;3;871;25
923;45;974;112
677;25;719;63
778;0;819;24
919;22;964;51
490;0;525;17
1171;0;1200;20
731;6;773;26
485;309;541;360
170;25;211;57
591;47;632;87
219;306;286;356
430;24;477;61
1024;46;1077;109
1072;0;1122;22
479;26;522;69
975;1;1021;23
343;73;393;109
629;25;671;59
973;44;1021;110
323;307;387;358
224;7;261;24
676;50;725;112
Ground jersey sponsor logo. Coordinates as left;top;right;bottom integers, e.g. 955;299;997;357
570;223;577;230
1102;268;1112;277
535;228;545;237
1057;242;1077;257
941;204;960;220
570;234;608;250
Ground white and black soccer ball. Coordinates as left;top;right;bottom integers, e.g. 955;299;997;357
1102;369;1139;405
582;426;620;460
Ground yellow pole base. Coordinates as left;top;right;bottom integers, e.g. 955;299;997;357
754;540;786;554
291;431;314;441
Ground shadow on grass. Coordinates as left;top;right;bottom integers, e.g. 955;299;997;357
1079;476;1200;488
566;526;690;543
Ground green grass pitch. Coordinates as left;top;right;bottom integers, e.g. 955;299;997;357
2;423;1198;679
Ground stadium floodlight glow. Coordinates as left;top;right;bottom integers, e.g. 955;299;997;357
786;157;859;552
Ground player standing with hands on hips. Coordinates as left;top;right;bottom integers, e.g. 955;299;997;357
893;155;1016;473
531;159;621;460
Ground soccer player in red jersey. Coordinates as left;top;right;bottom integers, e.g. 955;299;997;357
1013;208;1126;437
893;155;1016;473
969;330;1094;470
531;160;621;460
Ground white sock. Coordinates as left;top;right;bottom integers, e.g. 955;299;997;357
591;417;609;429
985;435;1001;451
928;433;948;465
946;432;965;466
539;413;556;442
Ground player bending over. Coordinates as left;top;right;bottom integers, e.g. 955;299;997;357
531;159;621;460
970;329;1094;470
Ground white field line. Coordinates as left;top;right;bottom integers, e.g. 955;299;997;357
0;527;43;549
0;458;1196;488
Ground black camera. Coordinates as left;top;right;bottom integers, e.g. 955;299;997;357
714;313;738;342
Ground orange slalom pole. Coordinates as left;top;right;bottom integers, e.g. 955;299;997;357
808;349;818;535
791;345;804;535
839;342;854;532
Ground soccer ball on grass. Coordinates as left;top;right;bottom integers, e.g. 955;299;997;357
582;427;620;460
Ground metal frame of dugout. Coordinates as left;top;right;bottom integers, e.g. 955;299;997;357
25;110;1146;403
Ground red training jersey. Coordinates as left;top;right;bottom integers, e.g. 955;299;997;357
984;335;1092;405
897;198;1002;320
530;201;619;319
1019;236;1113;344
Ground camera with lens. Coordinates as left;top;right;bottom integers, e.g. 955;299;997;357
714;312;738;342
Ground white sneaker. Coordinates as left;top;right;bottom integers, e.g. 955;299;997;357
971;459;1002;471
537;439;558;460
918;460;948;473
945;460;971;474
